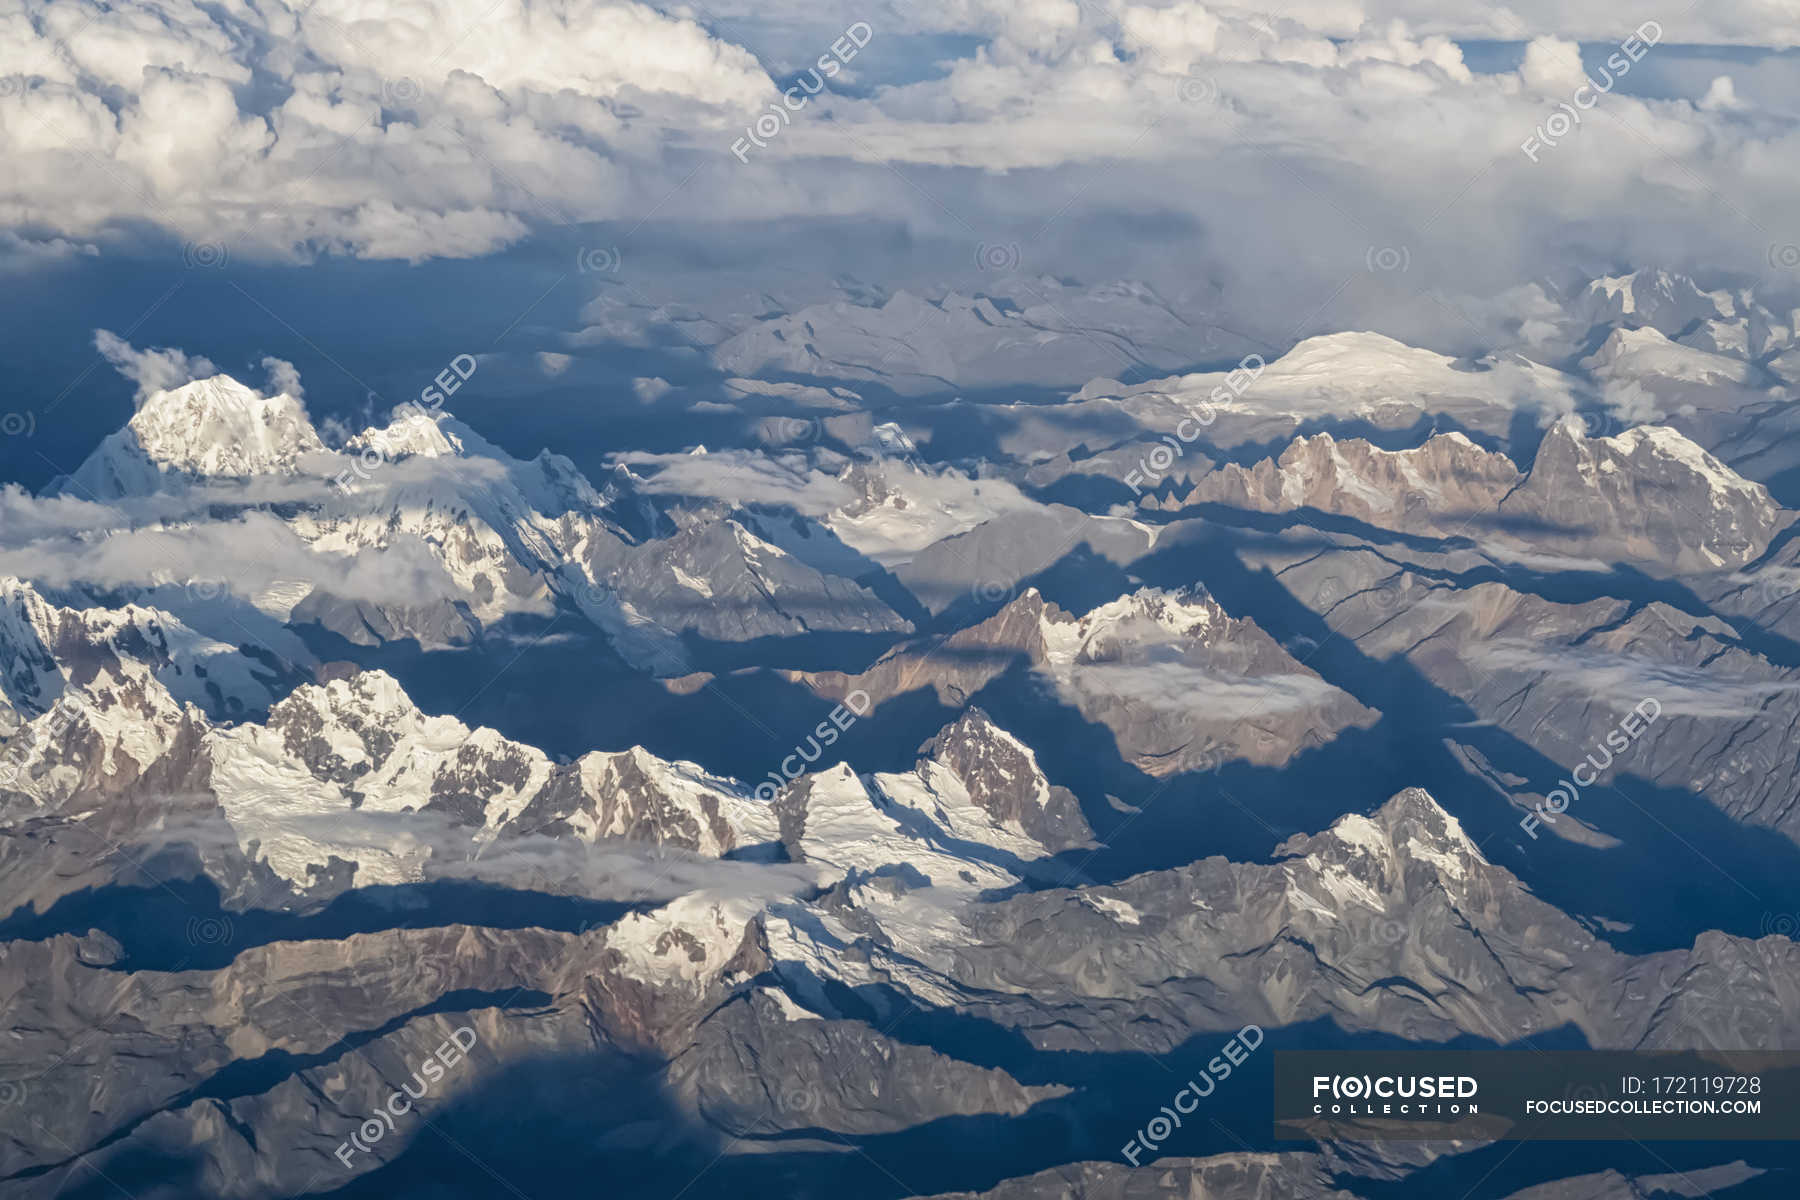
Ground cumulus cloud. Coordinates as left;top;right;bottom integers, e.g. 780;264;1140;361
735;0;1800;48
95;329;217;403
1699;76;1746;112
0;0;1796;348
0;0;774;260
261;356;304;400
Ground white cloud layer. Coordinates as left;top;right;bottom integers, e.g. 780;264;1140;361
0;0;774;259
0;0;1795;317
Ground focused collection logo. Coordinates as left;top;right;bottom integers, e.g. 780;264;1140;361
1310;1073;1479;1116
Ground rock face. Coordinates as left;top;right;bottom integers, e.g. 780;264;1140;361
0;579;236;805
1499;419;1786;570
806;586;1375;776
1178;431;1522;531
944;789;1800;1055
6;784;1794;1200
1171;419;1787;572
144;665;787;895
916;708;1092;853
584;513;909;643
1573;268;1732;339
891;504;1155;616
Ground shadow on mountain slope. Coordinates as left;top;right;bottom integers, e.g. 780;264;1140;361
0;875;632;971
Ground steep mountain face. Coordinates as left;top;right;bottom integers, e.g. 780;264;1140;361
803;586;1374;776
59;376;328;498
943;789;1800;1053
1573;269;1733;339
583;512;908;644
1167;419;1787;574
892;505;1156;617
0;672;1116;1194
914;707;1093;853
1176;430;1522;531
283;409;629;643
0;579;254;805
54;379;641;649
18;771;1787;1200
1498;419;1787;570
211;670;786;889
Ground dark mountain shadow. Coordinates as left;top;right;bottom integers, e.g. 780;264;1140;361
0;875;632;971
1763;463;1800;509
1026;465;1143;512
1354;1141;1799;1200
186;494;1800;959
729;975;1800;1200
31;998;1797;1200
677;629;910;674
292;616;656;750
927;542;1142;634
302;1008;1495;1200
8;990;553;1188
611;514;1800;959
47;1145;210;1200
294;615;748;763
620;664;965;783
1018;405;1552;512
294;603;924;763
1157;503;1800;668
1119;522;1800;954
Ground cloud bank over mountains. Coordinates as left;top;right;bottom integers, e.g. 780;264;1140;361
2;0;1798;327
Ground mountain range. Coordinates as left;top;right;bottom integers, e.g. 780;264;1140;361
2;267;1799;1198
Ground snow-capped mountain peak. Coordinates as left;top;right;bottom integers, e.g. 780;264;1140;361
132;375;324;476
1577;268;1733;337
1504;417;1784;570
63;373;327;497
1541;416;1773;510
344;405;463;461
1037;585;1228;670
